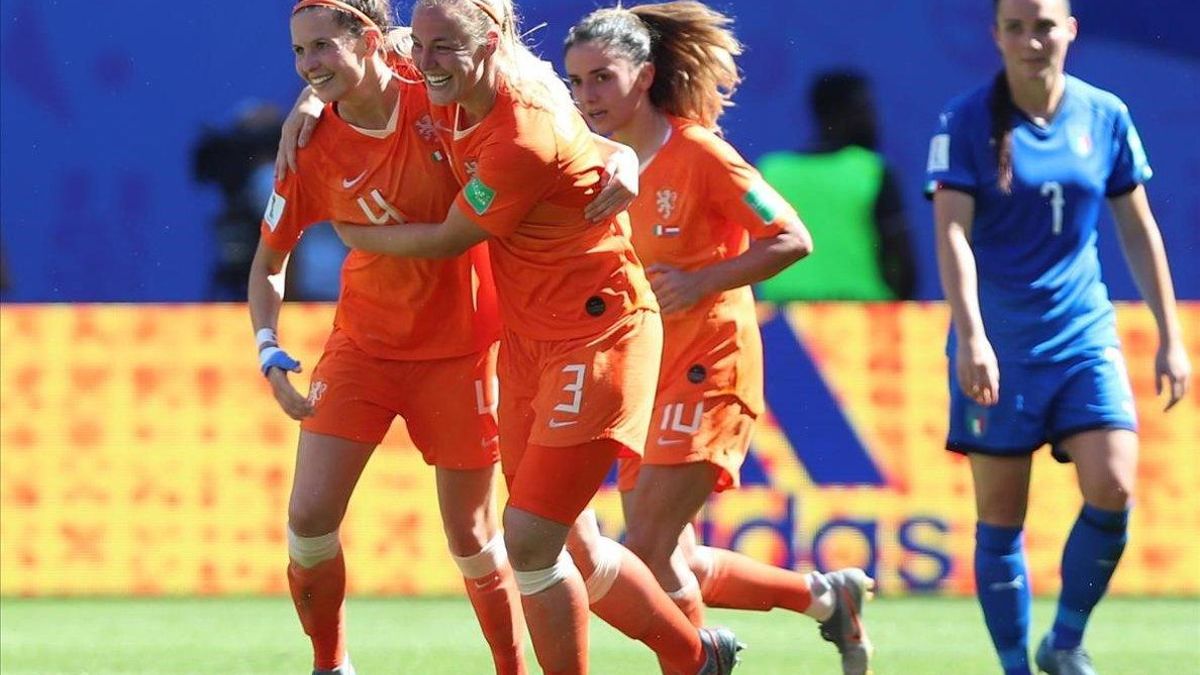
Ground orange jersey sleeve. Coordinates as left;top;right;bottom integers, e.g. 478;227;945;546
260;77;498;359
627;118;797;414
429;88;656;341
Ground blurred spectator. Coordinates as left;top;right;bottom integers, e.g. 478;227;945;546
192;100;347;302
286;223;347;302
755;70;917;301
193;100;284;301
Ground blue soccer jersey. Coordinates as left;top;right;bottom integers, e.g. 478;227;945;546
925;75;1152;363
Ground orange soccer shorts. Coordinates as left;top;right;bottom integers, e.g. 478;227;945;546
301;330;499;469
617;394;756;493
497;308;662;489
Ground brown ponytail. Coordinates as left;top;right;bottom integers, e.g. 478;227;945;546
989;71;1015;194
564;1;742;132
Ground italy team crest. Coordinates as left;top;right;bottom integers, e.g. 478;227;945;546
965;403;988;438
1068;123;1093;157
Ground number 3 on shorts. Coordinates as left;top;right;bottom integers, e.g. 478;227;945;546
553;364;587;415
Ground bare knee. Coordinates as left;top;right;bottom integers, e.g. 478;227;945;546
623;519;676;570
441;509;492;557
1067;429;1138;511
969;454;1031;527
288;499;343;537
436;466;498;557
564;541;594;578
1082;473;1135;511
503;508;568;571
504;529;560;570
565;515;603;577
975;492;1028;527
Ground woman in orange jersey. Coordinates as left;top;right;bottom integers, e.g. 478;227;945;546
249;2;525;673
563;4;873;674
316;1;744;672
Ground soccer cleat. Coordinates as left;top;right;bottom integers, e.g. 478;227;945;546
818;568;875;675
697;626;744;674
313;656;356;675
1035;633;1097;675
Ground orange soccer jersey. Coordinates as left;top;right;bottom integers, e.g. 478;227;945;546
428;84;656;341
260;73;499;360
628;116;799;416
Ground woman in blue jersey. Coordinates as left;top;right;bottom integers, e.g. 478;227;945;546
926;1;1190;674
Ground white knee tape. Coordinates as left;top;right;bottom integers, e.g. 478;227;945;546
584;537;623;604
667;574;701;601
691;546;715;582
287;527;341;569
513;550;574;596
575;508;600;531
452;532;508;579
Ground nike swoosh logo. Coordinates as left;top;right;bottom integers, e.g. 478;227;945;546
547;419;578;428
657;437;686;446
342;170;369;189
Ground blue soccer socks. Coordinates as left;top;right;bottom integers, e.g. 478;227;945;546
975;522;1033;675
1052;504;1129;650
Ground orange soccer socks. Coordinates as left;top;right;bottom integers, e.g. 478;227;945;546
287;549;348;670
583;538;707;674
454;535;528;675
514;552;589;675
694;546;834;620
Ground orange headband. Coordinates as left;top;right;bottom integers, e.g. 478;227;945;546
468;0;502;26
292;0;382;35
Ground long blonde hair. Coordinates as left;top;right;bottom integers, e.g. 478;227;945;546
411;0;574;113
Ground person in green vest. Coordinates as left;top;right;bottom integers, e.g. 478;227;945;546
756;70;916;301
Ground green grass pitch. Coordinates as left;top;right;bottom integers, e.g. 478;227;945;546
2;596;1198;673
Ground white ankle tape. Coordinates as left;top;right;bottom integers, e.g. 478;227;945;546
452;532;507;579
287;527;341;568
584;537;623;603
513;550;573;596
804;570;836;620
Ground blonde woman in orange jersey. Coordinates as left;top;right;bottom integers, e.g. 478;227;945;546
296;0;746;672
564;4;874;674
250;2;527;673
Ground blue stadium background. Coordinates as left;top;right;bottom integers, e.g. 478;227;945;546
1;0;1196;303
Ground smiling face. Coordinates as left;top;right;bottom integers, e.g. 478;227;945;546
290;8;373;103
410;2;492;107
993;0;1076;83
564;40;652;136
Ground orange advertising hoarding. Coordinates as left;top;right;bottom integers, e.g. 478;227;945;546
1;303;1196;596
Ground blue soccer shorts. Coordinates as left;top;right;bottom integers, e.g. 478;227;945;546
946;346;1137;462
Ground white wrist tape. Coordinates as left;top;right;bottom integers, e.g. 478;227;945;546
259;346;285;371
256;327;279;350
